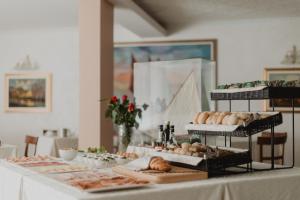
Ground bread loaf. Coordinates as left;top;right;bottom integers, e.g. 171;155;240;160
197;112;209;124
216;112;230;124
181;142;191;151
193;112;200;124
149;157;171;172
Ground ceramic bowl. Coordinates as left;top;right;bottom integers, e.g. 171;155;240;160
59;149;77;161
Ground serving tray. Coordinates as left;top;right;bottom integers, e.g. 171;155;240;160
186;112;282;137
113;165;208;184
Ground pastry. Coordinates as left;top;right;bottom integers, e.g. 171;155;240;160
196;112;209;124
206;113;219;124
149;157;171;172
237;119;245;126
193;112;201;124
226;114;239;125
221;115;231;125
216;112;230;124
189;146;202;152
181;142;191;151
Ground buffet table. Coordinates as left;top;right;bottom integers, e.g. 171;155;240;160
1;159;300;200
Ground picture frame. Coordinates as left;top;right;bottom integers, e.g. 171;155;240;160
4;72;52;113
114;39;217;97
264;67;300;112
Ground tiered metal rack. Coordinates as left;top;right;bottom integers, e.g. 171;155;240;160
188;86;298;172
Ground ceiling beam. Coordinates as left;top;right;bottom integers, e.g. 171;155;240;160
109;0;167;37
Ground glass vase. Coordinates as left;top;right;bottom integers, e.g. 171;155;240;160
117;124;132;152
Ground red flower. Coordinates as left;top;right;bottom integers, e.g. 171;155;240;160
122;95;128;102
128;103;135;112
111;96;118;104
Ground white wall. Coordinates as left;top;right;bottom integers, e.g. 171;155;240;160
114;17;300;166
0;27;79;156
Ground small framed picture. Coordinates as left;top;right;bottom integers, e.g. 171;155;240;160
4;73;52;112
264;67;300;112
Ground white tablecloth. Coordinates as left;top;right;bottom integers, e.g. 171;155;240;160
0;144;17;159
36;136;78;157
1;160;300;200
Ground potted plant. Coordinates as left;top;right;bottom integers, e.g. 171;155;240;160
105;95;148;151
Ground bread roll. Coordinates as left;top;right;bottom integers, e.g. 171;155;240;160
149;157;171;172
216;112;230;124
237;119;245;126
237;113;250;120
222;115;231;125
181;142;191;151
206;114;218;124
197;112;209;124
193;112;200;124
226;114;239;125
189;146;202;152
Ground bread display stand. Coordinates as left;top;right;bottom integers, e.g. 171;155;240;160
202;86;299;171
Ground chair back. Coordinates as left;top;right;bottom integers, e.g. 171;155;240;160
25;135;39;157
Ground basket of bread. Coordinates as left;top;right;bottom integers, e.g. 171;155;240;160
185;111;282;137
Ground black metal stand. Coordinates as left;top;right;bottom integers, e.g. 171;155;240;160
210;87;296;172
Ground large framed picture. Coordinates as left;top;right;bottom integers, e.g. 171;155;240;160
264;67;300;112
4;73;52;112
114;39;217;97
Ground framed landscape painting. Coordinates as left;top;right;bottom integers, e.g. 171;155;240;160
114;39;217;97
264;67;300;112
4;73;52;112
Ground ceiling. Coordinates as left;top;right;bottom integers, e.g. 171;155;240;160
0;0;300;32
134;0;300;29
0;0;78;30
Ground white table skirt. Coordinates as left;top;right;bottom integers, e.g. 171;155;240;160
36;136;78;157
0;144;17;159
1;160;300;200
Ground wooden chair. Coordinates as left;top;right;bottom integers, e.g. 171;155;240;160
257;132;287;165
25;135;39;157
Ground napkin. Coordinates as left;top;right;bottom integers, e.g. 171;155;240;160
123;156;153;171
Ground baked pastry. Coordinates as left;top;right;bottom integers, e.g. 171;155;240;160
206;113;219;124
149;157;171;172
193;112;201;124
189;146;202;152
224;114;239;125
221;115;231;125
181;142;191;151
197;112;209;124
216;112;230;124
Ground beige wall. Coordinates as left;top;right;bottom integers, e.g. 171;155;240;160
79;0;113;150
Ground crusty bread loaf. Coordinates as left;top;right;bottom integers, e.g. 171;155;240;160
149;157;171;172
197;112;209;124
216;112;230;124
226;114;239;125
181;142;191;151
193;112;200;124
